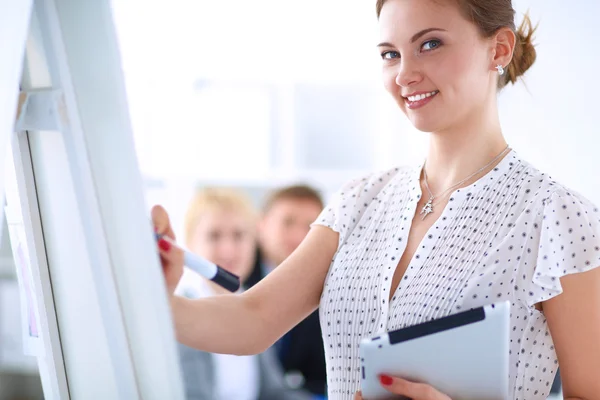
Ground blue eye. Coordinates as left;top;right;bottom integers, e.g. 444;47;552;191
421;39;441;51
381;50;400;60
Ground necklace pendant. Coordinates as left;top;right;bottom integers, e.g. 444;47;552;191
420;198;434;220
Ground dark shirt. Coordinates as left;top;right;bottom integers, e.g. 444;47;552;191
245;249;327;396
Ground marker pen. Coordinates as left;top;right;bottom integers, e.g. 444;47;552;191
156;234;241;293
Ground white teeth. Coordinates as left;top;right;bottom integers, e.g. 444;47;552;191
406;91;438;102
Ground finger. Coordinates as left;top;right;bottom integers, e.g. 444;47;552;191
159;250;184;293
379;375;451;400
151;205;175;239
158;242;184;263
353;390;363;400
158;237;173;254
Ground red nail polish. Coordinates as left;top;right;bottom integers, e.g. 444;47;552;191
379;375;393;386
158;238;171;252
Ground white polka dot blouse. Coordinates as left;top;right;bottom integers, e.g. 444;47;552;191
313;150;600;400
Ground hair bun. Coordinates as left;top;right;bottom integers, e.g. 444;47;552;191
504;13;538;87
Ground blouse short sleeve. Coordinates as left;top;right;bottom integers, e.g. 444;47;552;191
312;173;373;246
312;167;404;246
526;187;600;306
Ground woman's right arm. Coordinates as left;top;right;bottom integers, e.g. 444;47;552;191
152;205;339;356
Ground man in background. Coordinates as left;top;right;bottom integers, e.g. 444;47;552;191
245;185;327;397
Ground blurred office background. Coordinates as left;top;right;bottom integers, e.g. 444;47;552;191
1;0;598;398
112;0;600;239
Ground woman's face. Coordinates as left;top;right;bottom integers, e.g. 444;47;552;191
378;0;495;133
188;209;256;282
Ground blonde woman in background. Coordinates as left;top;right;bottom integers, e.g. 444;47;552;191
175;187;312;400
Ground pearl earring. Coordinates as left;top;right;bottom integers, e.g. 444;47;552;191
496;64;505;76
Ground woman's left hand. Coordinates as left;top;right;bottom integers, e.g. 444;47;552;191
353;374;452;400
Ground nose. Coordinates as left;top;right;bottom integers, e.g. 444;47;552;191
217;239;238;263
395;58;423;88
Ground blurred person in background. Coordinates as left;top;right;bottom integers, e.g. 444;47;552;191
245;185;327;397
176;187;312;400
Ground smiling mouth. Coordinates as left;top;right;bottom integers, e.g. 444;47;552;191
403;90;439;109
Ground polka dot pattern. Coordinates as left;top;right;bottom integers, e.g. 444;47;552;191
313;150;600;400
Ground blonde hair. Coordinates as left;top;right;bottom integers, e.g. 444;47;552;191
183;187;257;246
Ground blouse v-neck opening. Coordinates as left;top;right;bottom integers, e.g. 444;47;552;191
380;150;518;321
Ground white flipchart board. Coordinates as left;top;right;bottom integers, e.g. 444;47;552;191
3;0;185;399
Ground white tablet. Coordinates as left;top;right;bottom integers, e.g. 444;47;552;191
359;301;509;400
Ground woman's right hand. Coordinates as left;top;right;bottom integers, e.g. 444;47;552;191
151;205;184;296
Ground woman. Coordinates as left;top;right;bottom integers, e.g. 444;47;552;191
154;0;600;399
175;187;312;400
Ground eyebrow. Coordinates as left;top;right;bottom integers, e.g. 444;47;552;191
377;28;447;47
